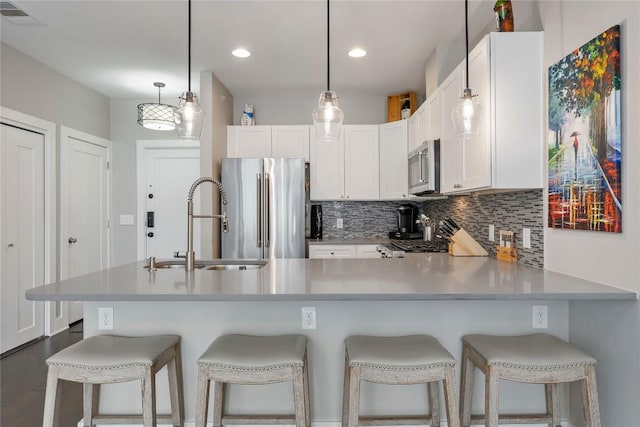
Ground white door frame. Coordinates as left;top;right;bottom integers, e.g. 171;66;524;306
59;126;111;323
136;140;200;261
0;107;58;335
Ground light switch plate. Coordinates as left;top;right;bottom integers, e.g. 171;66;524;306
522;228;531;249
489;224;495;242
119;214;134;225
336;218;343;229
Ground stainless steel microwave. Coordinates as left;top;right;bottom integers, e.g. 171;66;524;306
408;139;440;195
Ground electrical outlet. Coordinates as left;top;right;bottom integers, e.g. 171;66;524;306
489;224;495;242
98;307;114;330
522;228;531;249
336;218;343;229
532;305;548;329
301;306;316;330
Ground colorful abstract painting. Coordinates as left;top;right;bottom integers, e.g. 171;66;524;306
548;25;621;232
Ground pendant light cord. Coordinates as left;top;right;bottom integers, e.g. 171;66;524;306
326;0;331;91
464;0;469;89
188;0;192;92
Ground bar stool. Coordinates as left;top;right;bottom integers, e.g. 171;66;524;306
460;333;600;427
43;334;184;427
195;334;310;427
343;335;460;427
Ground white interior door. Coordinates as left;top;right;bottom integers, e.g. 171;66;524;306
1;124;45;352
60;127;110;324
138;143;200;260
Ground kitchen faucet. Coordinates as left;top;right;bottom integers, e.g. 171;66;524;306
177;177;229;271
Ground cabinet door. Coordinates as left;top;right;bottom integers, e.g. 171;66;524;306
344;125;379;200
230;126;271;158
379;121;408;200
271;125;310;161
310;131;345;200
439;65;463;193
355;244;382;258
407;113;418;153
426;90;441;140
415;102;428;147
462;37;491;191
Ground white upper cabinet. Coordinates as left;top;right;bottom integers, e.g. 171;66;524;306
227;125;309;161
310;125;379;201
379;120;408;200
440;31;544;194
408;102;428;153
271;125;310;161
426;89;441;141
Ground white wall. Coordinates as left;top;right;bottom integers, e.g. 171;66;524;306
233;92;386;126
0;42;110;141
540;1;640;293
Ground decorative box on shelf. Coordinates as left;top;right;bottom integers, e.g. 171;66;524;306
387;91;416;122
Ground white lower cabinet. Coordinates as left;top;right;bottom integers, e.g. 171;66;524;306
308;244;381;259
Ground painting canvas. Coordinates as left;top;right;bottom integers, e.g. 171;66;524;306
548;25;621;232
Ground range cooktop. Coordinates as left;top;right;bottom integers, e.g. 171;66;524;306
389;239;449;253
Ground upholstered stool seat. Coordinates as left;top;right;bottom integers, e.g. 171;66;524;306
43;334;184;427
460;333;600;427
195;334;310;427
343;335;460;427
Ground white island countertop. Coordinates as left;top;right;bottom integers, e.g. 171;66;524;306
27;254;636;301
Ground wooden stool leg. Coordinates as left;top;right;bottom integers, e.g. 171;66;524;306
484;368;500;427
443;366;461;427
342;354;350;427
141;367;157;427
83;383;100;426
459;347;474;427
195;365;210;427
212;381;224;427
303;353;311;427
581;366;601;427
292;366;307;427
167;345;184;427
545;383;560;427
42;366;61;427
347;366;361;427
428;382;440;427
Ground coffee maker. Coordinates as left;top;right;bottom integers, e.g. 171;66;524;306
389;204;420;239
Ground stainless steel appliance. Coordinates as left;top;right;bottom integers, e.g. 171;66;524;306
408;139;440;195
397;204;418;234
221;158;305;258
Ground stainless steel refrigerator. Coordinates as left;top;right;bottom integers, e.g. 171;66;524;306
221;158;306;258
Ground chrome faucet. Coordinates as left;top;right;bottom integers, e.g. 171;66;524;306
178;177;229;271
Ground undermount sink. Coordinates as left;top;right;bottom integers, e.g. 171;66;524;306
144;259;267;271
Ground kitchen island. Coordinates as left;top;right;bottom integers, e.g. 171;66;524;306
27;255;638;426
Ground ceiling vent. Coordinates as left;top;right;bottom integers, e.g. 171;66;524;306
0;1;43;25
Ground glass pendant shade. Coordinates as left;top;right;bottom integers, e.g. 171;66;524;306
175;91;204;140
313;91;344;140
452;88;483;138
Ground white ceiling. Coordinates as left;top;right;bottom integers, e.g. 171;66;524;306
1;0;495;101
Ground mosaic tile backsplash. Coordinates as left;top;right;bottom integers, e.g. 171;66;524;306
314;190;544;268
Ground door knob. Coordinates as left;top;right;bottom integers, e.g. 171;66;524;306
68;237;77;244
147;232;154;238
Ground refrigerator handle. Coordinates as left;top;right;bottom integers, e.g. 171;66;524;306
256;173;262;247
265;173;271;248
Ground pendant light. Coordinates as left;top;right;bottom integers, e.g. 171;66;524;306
452;0;482;138
312;0;344;141
175;0;204;140
137;82;177;131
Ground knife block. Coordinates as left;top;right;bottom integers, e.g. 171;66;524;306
448;228;489;257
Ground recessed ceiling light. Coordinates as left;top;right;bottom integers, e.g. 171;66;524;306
232;48;251;58
348;48;367;58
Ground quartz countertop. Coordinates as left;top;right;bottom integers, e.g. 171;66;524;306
26;254;636;302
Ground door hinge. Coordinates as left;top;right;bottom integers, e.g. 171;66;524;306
106;161;110;170
107;220;110;229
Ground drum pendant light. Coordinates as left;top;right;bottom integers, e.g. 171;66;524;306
452;0;482;138
312;0;344;141
137;82;177;131
175;0;204;139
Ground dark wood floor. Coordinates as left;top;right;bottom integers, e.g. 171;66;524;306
1;322;84;427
